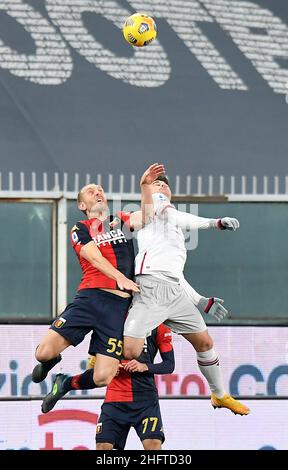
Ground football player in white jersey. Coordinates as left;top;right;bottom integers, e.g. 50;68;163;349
123;174;250;416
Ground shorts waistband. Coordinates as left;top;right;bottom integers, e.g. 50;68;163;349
76;288;131;299
135;274;180;286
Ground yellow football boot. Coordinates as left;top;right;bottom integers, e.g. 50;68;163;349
211;393;250;415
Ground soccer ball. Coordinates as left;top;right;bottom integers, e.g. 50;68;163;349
123;13;157;47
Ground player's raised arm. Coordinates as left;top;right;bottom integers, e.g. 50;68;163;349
129;163;165;230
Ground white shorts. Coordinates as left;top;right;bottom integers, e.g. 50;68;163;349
124;275;207;339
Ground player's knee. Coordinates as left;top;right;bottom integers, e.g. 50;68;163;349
35;344;56;362
123;349;135;360
93;370;113;387
142;439;162;450
96;442;113;450
197;338;214;351
194;333;214;352
123;345;141;360
201;337;214;351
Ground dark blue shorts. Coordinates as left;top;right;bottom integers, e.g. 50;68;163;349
50;289;131;359
96;400;165;449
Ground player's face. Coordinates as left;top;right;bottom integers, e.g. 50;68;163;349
78;184;108;213
151;180;171;200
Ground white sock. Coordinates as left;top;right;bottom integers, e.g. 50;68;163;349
197;348;226;398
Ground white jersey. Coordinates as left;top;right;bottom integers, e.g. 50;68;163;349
135;193;213;283
135;197;186;280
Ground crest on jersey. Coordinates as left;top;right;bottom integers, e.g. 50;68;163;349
54;317;66;329
96;422;102;434
109;217;120;228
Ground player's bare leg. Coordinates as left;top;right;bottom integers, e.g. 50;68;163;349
41;353;120;413
123;336;145;360
142;439;162;450
35;329;71;362
96;443;114;450
32;330;71;383
182;331;250;416
93;354;120;387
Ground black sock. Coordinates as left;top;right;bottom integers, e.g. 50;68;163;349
40;355;61;372
62;369;97;393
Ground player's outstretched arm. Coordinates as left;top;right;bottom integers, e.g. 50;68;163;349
158;205;240;232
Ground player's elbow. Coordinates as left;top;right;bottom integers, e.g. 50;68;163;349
164;359;175;374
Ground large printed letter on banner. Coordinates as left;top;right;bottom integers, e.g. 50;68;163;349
131;0;247;90
203;0;288;94
0;0;72;84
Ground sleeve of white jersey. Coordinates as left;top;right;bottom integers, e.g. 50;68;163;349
180;277;202;305
158;205;215;230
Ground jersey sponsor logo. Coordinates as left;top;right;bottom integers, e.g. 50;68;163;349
96;422;102;434
54;317;66;329
93;229;127;247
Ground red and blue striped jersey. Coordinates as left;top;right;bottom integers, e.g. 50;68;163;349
71;211;135;290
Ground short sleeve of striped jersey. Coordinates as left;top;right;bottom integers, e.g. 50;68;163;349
156;324;173;353
117;211;133;231
70;222;93;253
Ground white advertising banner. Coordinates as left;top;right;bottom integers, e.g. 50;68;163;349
0;326;287;398
0;399;286;450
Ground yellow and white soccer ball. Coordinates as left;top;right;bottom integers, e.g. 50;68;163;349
123;13;157;47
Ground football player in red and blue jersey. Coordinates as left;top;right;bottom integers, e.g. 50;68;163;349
41;324;174;450
32;163;165;393
96;324;174;450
